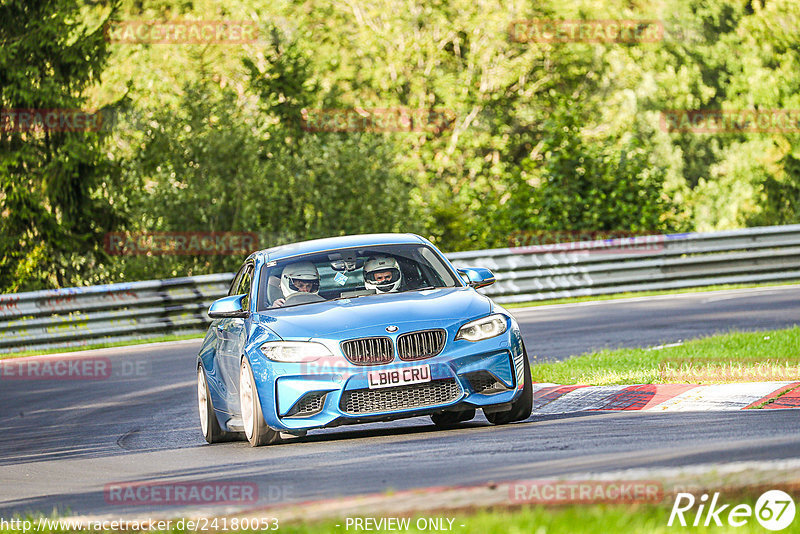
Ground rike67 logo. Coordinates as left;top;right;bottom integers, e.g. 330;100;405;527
669;490;796;531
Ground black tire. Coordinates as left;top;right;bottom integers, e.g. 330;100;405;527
197;364;235;444
431;408;476;429
239;357;281;447
486;345;533;425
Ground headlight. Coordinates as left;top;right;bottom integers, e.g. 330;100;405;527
455;314;508;342
260;341;332;362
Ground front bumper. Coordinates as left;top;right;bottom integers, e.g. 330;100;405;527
249;339;525;431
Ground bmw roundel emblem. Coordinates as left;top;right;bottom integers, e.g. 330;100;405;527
385;325;398;333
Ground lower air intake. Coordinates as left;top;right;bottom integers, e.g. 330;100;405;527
285;392;326;417
466;372;509;394
340;379;461;415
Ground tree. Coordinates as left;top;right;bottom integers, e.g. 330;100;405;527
0;0;121;291
106;34;417;282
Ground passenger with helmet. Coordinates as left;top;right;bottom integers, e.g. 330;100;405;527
363;256;403;294
271;261;320;307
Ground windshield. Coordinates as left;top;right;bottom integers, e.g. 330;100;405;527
256;244;460;310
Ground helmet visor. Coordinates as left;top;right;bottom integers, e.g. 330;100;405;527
288;277;319;293
365;268;401;288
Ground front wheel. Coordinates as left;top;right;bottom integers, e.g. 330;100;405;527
239;357;281;447
486;345;533;425
198;365;234;444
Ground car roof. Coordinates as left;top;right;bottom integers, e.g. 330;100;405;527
251;233;428;263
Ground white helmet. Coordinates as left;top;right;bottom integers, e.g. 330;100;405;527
363;256;402;293
280;261;320;297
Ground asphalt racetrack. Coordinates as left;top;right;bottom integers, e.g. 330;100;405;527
2;285;799;518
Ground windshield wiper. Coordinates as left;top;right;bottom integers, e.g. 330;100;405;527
332;292;375;301
402;286;436;293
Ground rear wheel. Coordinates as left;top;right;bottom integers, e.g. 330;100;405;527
486;345;533;425
239;357;281;447
431;408;476;429
197;365;232;444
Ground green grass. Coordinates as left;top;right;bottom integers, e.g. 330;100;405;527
249;503;792;534
503;280;800;309
0;333;204;360
0;499;783;534
529;326;800;385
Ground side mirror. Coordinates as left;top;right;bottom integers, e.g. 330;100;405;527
457;267;496;289
208;294;249;319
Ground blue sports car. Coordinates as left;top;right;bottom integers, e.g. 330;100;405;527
197;233;532;446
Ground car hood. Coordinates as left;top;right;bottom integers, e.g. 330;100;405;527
253;287;493;340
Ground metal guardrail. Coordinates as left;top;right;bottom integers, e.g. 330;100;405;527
0;274;234;354
2;225;800;354
447;224;800;303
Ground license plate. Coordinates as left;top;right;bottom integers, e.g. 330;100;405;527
367;364;431;389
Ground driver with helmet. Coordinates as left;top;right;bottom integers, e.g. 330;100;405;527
271;261;320;307
363;256;403;293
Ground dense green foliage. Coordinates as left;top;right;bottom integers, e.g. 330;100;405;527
0;0;121;290
1;0;799;291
